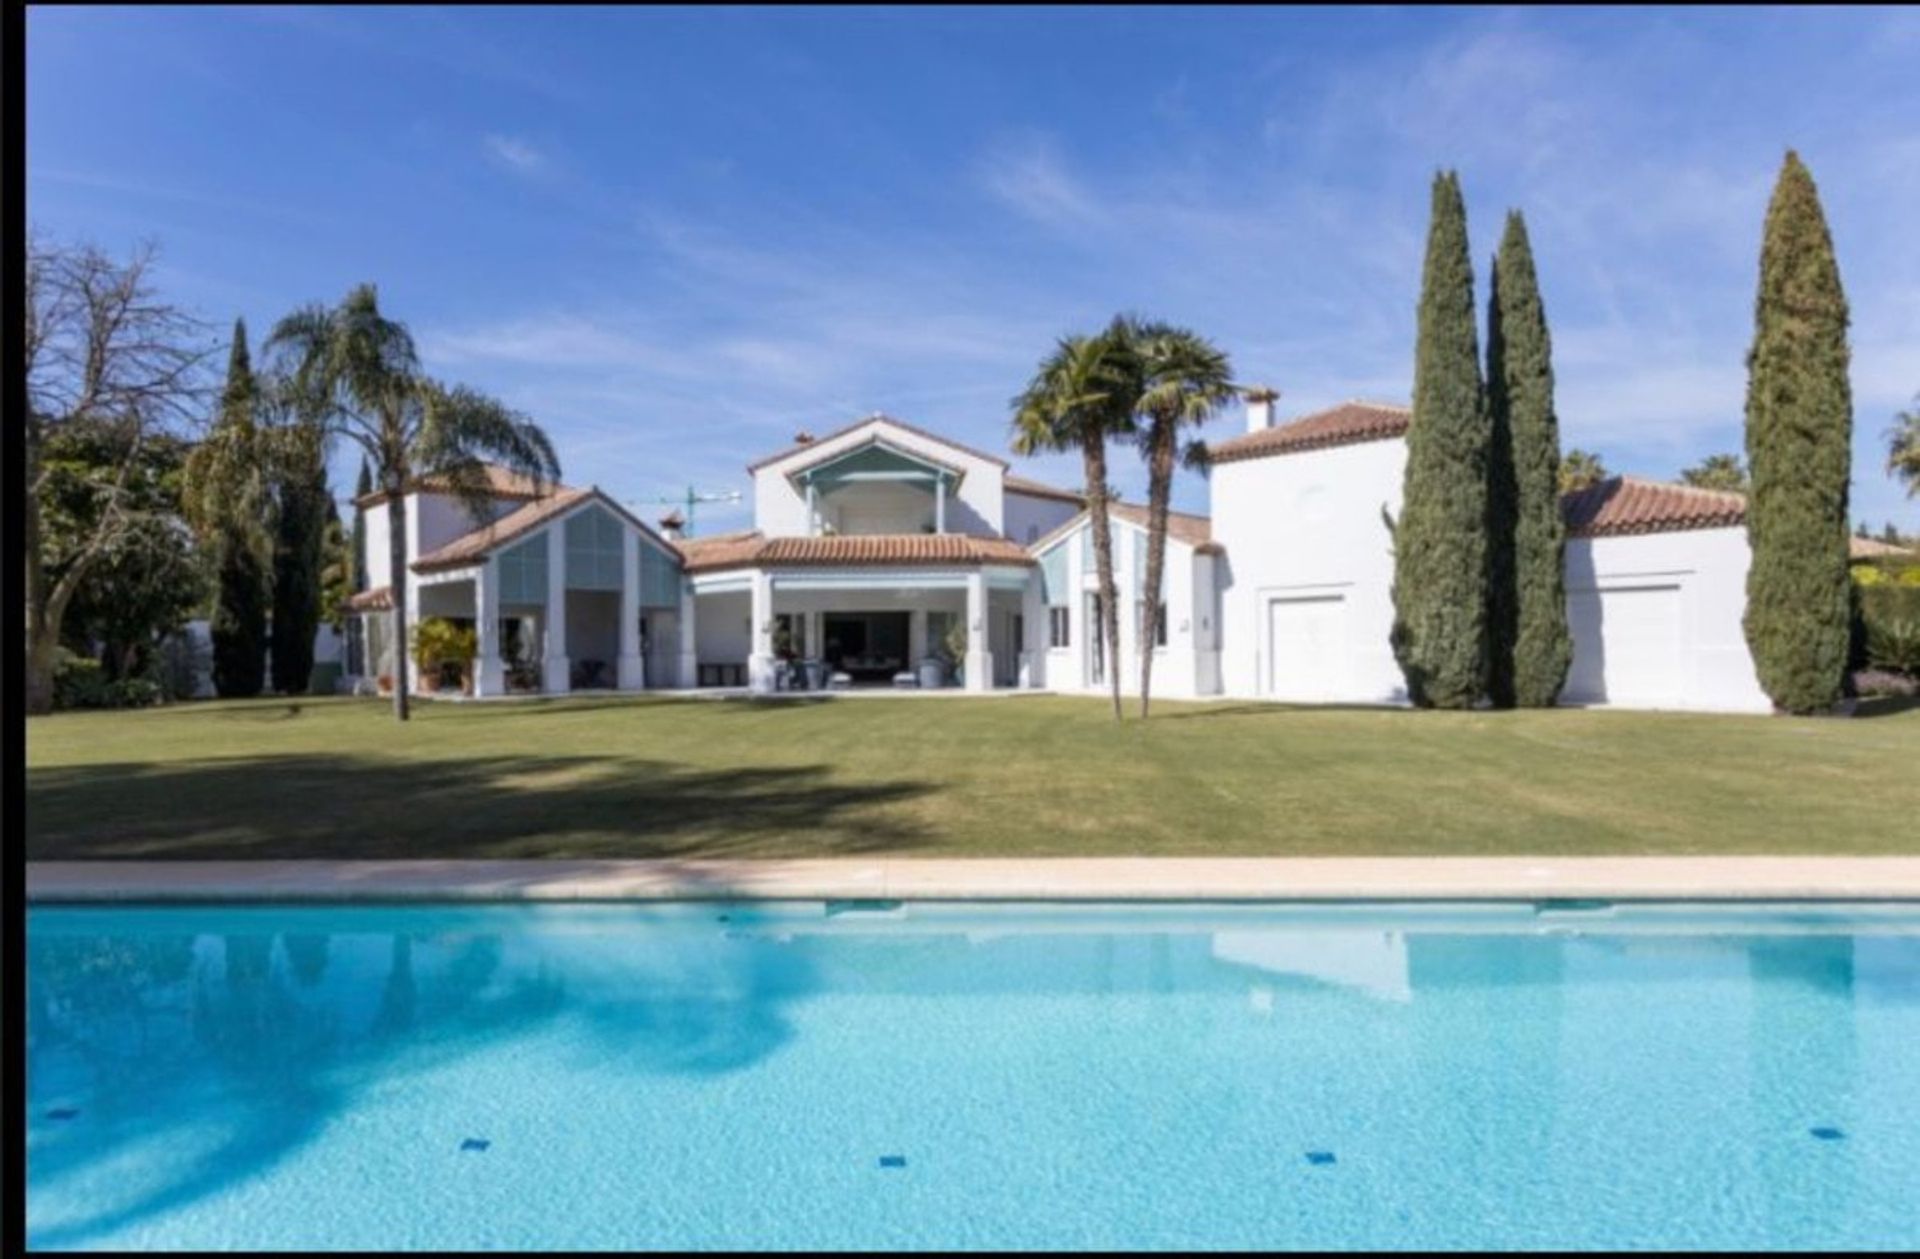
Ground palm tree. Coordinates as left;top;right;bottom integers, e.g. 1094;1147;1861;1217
1679;452;1749;493
266;284;560;720
1559;448;1609;494
1890;397;1920;499
1012;331;1137;720
1113;317;1235;717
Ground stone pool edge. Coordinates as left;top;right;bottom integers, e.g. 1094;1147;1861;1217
25;857;1920;903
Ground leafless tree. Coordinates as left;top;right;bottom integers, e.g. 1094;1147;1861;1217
24;234;215;714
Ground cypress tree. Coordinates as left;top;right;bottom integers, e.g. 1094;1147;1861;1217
1391;170;1490;708
1742;151;1853;714
352;456;372;591
1486;211;1572;708
270;427;328;695
202;319;271;698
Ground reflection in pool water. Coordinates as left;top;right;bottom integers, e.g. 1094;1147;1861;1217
26;902;1920;1250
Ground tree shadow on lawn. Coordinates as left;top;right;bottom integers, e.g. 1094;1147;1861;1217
26;754;936;860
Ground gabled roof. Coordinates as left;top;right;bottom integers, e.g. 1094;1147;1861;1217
353;462;569;509
677;531;1035;574
746;413;1011;473
1561;476;1746;538
1029;501;1223;557
1203;401;1412;464
1003;474;1086;504
410;486;678;573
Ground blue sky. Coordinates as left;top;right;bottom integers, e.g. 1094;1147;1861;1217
27;5;1920;534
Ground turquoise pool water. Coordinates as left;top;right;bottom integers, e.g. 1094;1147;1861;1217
25;901;1920;1251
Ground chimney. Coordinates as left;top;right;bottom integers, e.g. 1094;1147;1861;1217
793;429;815;446
658;509;685;541
1243;386;1280;433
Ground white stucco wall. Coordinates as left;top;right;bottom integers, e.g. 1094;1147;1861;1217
1212;438;1408;703
819;481;940;536
751;420;1007;538
1565;526;1769;713
1035;515;1212;699
1004;491;1082;547
364;502;392;589
412;491;485;555
1210;435;1768;713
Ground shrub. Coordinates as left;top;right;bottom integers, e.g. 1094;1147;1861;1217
1866;616;1920;675
52;652;168;710
1850;583;1920;675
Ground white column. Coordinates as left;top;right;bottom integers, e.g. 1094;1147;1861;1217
1020;570;1044;689
965;570;991;692
542;525;570;693
935;477;946;533
405;574;427;695
748;569;776;693
617;530;644;691
678;580;698;688
805;479;817;535
807;609;823;661
474;558;504;697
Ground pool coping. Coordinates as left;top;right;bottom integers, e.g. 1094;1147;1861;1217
25;857;1920;903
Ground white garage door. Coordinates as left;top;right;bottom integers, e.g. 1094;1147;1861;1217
1565;584;1683;705
1267;595;1346;700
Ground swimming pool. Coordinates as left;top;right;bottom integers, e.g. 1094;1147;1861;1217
26;901;1920;1251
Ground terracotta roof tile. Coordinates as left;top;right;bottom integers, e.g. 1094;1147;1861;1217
343;585;394;613
1561;476;1747;538
1204;401;1412;464
672;529;766;572
1851;535;1914;559
353;462;568;508
679;531;1035;574
1003;474;1086;504
408;487;605;573
746;414;1011;472
1028;501;1223;557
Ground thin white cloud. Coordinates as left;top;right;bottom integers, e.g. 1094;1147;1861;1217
977;136;1104;228
483;134;545;174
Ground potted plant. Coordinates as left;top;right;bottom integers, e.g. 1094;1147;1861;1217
410;617;479;695
942;621;968;687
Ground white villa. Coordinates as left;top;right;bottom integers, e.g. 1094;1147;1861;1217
344;399;1772;713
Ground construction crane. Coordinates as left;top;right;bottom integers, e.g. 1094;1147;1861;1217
628;485;743;537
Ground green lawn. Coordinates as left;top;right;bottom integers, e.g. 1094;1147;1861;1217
24;693;1920;860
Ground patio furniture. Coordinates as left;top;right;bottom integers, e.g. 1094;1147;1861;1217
829;671;853;690
917;657;946;689
697;662;746;687
892;671;918;688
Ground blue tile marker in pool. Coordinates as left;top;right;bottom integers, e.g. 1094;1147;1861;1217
1305;1151;1337;1167
461;1138;492;1153
1809;1127;1846;1141
878;1155;907;1169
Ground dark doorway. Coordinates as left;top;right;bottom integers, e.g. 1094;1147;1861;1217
823;612;911;682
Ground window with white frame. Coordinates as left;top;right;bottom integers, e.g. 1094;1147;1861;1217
1048;605;1071;648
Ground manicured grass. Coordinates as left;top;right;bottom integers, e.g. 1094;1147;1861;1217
24;693;1920;860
